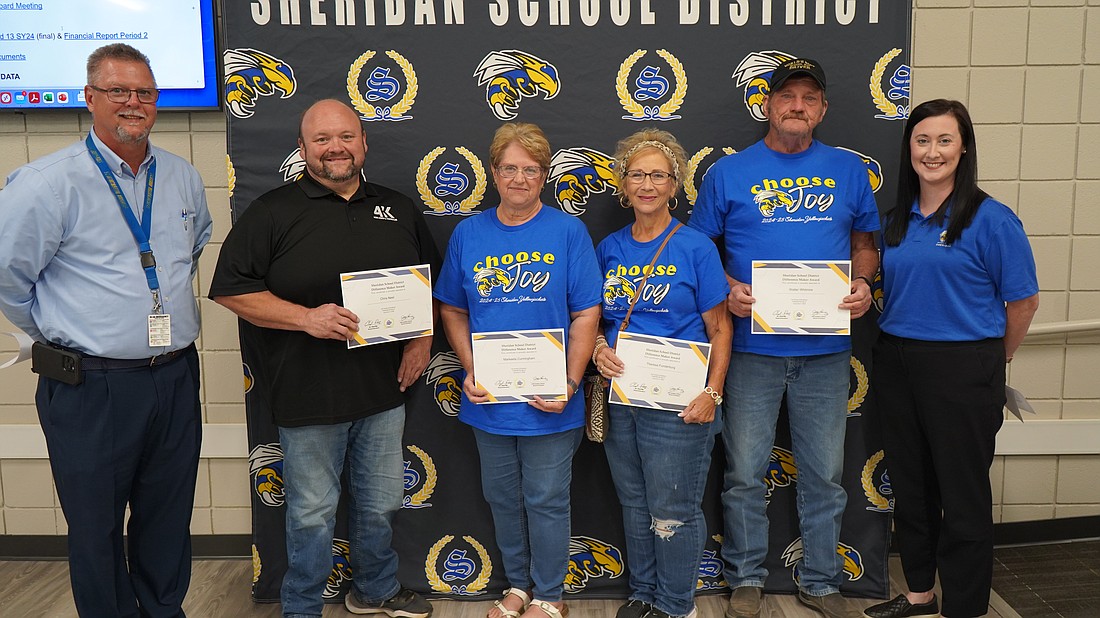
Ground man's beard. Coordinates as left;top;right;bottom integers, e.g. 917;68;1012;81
309;158;361;182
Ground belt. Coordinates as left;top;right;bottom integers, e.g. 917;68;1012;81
81;343;195;370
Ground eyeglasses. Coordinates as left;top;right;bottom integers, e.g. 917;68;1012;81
496;165;544;180
624;170;674;185
88;85;160;104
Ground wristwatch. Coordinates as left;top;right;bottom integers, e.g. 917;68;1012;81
704;386;723;405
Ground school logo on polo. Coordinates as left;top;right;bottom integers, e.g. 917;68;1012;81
732;50;796;121
347;50;417;121
548;147;617;216
425;352;463;416
373;205;398;221
764;447;797;503
323;539;353;598
279;148;306;182
869;48;910;121
849;355;868;417
425;535;492;595
403;445;436;509
474;50;560;120
416;147;486;216
684;147;736;210
248;443;284;507
782;539;865;583
224;48;296;119
617;49;687;121
862;450;894;513
564;536;624;593
837;147;885;193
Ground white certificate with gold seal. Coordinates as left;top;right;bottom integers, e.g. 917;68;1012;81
340;264;433;348
750;260;851;335
471;329;567;403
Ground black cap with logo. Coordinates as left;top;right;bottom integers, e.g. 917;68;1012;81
769;58;827;92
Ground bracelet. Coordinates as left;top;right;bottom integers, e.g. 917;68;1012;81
704;386;723;406
854;275;873;287
567;378;579;396
592;337;608;364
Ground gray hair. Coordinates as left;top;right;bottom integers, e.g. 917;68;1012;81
87;44;155;85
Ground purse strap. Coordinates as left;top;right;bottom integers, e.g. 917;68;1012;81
620;222;682;332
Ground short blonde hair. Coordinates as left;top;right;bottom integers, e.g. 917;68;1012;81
612;129;688;196
489;122;552;170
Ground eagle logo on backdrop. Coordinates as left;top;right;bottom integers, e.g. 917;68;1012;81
474;267;512;297
242;362;254;394
754;189;794;217
837;147;884;193
323;539;353;598
403;445;437;509
764;447;797;503
347;50;418;121
425;352;463;416
685;147;736;209
248;443;284;507
474;50;560;120
279;148;306;182
848;356;869;417
224;48;296;119
603;276;637;306
862;450;894;512
696;535;728;590
871;269;885;313
564;536;625;593
548;148;617;216
425;535;492;595
782;539;865;583
617;49;687;121
869;48;910;120
732;50;796;121
416;147;486;216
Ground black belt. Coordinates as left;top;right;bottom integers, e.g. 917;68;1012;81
81;343;195;370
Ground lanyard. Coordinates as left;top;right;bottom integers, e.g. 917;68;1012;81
85;134;162;312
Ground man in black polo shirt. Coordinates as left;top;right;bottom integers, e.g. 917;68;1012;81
210;99;439;618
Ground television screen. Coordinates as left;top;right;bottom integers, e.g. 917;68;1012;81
0;0;220;111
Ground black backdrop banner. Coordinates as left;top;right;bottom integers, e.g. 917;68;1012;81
224;0;910;604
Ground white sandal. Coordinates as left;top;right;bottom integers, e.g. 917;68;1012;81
524;599;569;618
490;588;531;618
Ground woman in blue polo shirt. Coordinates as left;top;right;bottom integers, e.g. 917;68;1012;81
865;100;1039;618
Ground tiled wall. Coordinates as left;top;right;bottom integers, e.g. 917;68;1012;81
1;1;1098;534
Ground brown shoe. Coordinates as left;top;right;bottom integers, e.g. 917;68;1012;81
725;586;762;618
798;591;861;618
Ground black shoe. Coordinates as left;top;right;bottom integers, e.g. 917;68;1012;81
616;599;653;618
642;607;697;618
863;594;939;618
345;587;433;617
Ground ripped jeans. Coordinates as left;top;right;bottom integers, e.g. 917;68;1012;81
605;403;716;616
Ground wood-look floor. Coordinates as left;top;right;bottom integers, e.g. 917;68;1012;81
0;558;1017;617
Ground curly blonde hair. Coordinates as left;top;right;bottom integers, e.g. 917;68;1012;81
489;122;552;170
612;128;688;197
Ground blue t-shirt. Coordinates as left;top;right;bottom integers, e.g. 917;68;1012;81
597;220;729;347
689;139;880;356
878;197;1038;341
434;206;602;435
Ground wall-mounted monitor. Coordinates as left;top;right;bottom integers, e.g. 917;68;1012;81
0;0;220;111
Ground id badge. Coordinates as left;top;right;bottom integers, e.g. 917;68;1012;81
148;314;172;347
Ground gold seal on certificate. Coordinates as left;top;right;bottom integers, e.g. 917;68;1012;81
610;332;711;412
471;329;567;403
750;260;851;335
339;264;433;348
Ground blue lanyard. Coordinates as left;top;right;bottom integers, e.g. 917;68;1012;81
85;134;162;310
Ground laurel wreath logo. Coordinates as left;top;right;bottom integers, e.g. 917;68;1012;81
425;535;493;594
869;48;906;120
252;544;261;584
861;450;892;512
347;50;418;121
685;147;736;205
227;155;236;198
404;444;438;507
416;147;487;215
616;49;688;121
848;355;868;414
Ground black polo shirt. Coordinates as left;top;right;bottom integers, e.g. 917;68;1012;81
210;173;442;427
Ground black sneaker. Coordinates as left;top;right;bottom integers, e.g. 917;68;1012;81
862;594;939;618
344;587;433;617
616;599;653;618
643;606;697;618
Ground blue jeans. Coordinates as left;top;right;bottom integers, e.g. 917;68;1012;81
472;426;582;602
278;406;405;618
721;351;850;596
605;404;715;616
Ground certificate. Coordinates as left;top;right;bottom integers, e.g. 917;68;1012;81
610;332;711;412
340;264;433;348
471;329;567;403
750;260;851;335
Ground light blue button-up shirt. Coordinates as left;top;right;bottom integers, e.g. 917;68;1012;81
0;131;212;358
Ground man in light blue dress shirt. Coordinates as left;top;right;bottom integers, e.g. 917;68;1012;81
0;44;212;617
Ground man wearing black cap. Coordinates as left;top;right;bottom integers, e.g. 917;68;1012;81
689;58;879;618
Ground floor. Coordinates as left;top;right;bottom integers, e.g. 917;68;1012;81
991;540;1100;618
